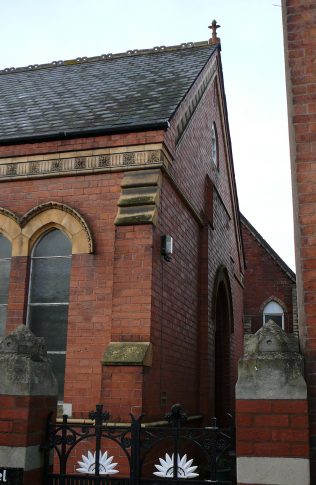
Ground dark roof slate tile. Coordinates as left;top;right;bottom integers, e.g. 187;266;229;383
0;42;217;142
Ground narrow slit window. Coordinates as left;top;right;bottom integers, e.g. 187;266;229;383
211;122;219;168
28;229;72;400
0;234;12;336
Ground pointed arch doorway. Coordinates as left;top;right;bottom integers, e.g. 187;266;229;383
214;269;232;426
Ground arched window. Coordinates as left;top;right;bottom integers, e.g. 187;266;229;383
27;229;72;400
0;234;12;336
263;301;284;329
211;122;219;168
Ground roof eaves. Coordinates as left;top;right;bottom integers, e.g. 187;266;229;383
0;120;169;145
240;212;296;282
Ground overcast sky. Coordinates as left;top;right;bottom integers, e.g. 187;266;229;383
0;0;295;269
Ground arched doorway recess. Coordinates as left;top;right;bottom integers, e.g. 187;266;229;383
213;268;233;426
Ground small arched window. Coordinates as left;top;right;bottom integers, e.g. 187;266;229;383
0;234;12;336
27;229;72;400
263;301;284;329
211;122;219;168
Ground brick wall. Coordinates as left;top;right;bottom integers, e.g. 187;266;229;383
0;395;57;484
147;176;201;419
282;0;316;479
0;172;122;415
236;400;309;458
0;395;56;447
0;131;165;158
101;366;144;420
146;50;245;422
111;225;153;343
242;220;295;333
6;256;28;332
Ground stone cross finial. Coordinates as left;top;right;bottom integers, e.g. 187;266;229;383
208;19;221;45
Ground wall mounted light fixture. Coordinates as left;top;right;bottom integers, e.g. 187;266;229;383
161;235;173;262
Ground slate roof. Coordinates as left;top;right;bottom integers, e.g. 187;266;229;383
240;213;296;282
0;42;217;143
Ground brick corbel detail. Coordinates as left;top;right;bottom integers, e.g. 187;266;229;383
114;169;162;226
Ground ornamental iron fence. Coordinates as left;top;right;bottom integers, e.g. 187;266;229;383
42;404;235;485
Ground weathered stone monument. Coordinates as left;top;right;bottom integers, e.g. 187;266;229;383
0;325;57;484
236;320;310;485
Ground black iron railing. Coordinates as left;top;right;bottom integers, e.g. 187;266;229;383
42;404;235;485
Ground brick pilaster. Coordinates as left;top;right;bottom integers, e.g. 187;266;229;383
101;366;144;421
6;257;28;334
236;399;309;459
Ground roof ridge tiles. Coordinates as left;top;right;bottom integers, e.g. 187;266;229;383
0;40;210;75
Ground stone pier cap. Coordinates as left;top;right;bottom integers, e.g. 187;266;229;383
0;324;57;396
236;320;306;399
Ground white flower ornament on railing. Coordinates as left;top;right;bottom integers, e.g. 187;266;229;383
153;453;199;478
76;450;119;475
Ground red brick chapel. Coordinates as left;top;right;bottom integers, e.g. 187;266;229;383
0;24;245;425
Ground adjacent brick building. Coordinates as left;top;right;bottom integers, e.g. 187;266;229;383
241;214;297;336
282;0;316;480
0;28;245;427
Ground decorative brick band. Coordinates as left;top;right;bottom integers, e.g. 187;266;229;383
0;149;168;181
